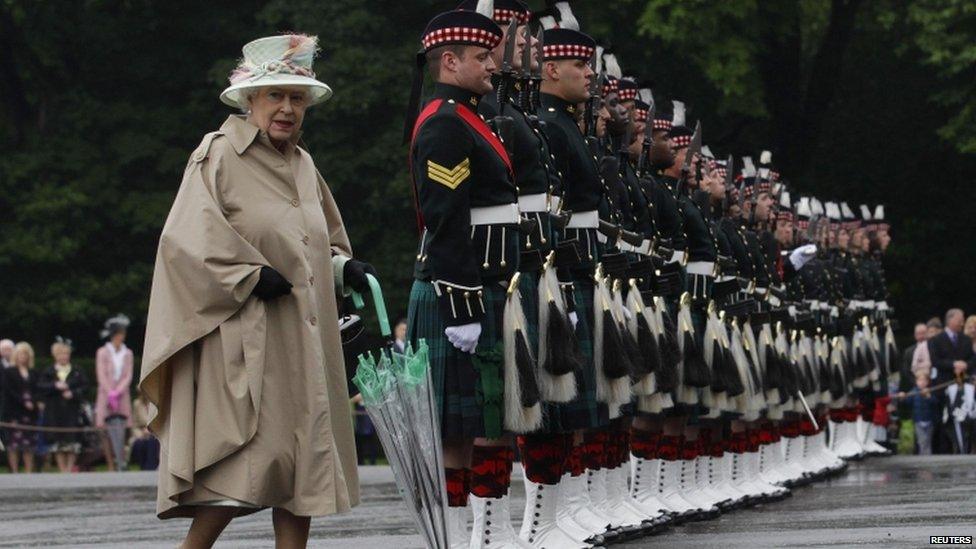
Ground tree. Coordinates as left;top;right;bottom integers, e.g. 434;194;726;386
633;0;864;178
899;0;976;154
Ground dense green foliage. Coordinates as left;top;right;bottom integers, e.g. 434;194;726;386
0;0;972;369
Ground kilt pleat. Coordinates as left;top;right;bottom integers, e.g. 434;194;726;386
407;279;506;439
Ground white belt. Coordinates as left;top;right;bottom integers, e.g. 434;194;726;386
636;239;651;255
755;287;768;295
687;261;716;276
619;240;650;254
769;295;782;307
717;275;736;283
549;196;562;215
566;210;599;229
806;300;820;309
470;203;520;225
876;301;889;311
667;250;686;265
864;299;876;309
518;193;548;213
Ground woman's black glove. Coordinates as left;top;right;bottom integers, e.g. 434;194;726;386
343;259;378;293
253;266;292;300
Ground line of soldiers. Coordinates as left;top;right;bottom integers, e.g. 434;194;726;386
404;2;897;548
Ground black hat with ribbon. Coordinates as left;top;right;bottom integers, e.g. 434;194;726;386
457;0;530;24
403;8;504;143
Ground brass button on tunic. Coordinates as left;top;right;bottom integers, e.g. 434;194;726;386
140;115;359;519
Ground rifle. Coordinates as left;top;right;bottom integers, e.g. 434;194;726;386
496;19;518;114
584;53;604;156
637;89;655;178
676;120;701;198
531;28;544;114
518;23;532;113
722;154;735;213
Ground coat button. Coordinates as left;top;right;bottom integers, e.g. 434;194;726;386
291;198;300;207
302;235;310;245
309;276;314;286
310;316;318;326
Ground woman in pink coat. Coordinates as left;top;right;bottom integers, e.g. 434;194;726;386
95;314;134;471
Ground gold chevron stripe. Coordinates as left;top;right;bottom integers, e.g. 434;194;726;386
428;158;470;177
429;169;470;190
428;159;471;190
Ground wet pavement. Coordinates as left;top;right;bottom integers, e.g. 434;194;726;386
0;455;974;547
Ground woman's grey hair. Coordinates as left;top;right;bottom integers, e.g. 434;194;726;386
240;89;258;114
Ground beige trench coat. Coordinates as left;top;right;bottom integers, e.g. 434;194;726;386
139;115;359;519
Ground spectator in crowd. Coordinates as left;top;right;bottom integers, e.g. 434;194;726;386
0;339;15;368
900;323;929;392
965;315;976;354
128;396;159;471
911;317;944;378
928;309;975;385
2;342;39;472
898;371;941;455
95;315;134;471
393;317;408;353
36;338;89;473
0;338;14;415
351;393;379;465
944;361;975;454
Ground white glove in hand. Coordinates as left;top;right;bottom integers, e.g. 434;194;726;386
568;311;579;330
789;244;818;271
444;322;482;354
953;407;968;424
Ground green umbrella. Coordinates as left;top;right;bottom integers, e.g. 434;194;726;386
350;274;447;548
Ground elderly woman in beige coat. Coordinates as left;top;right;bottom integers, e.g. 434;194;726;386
140;34;375;549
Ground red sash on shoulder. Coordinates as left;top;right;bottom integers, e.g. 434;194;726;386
408;98;514;231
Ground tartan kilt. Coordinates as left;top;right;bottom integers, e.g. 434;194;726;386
544;278;608;432
406;279;506;440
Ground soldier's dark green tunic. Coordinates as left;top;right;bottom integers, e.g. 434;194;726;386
652;175;686;258
407;83;520;439
540;92;608;430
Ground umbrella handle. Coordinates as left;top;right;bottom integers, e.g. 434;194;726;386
351;273;392;338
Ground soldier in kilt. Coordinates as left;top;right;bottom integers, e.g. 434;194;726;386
531;12;627;545
453;2;596;547
403;9;519;547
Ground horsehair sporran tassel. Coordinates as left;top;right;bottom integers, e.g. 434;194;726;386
761;325;781;403
679;293;710;389
627;282;658;396
614;279;643;380
503;272;543;433
536;254;578;402
654;296;679;394
593;266;633;406
722;315;745;401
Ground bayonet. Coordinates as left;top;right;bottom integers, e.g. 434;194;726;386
677;120;701;196
584;51;599;136
496;19;518;110
725;154;734;192
519;23;532;111
638;90;655;177
531;27;544;113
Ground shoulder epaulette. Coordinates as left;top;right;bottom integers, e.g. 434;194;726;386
191;131;224;163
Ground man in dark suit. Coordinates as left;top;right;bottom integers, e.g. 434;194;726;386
927;309;975;452
928;309;976;385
